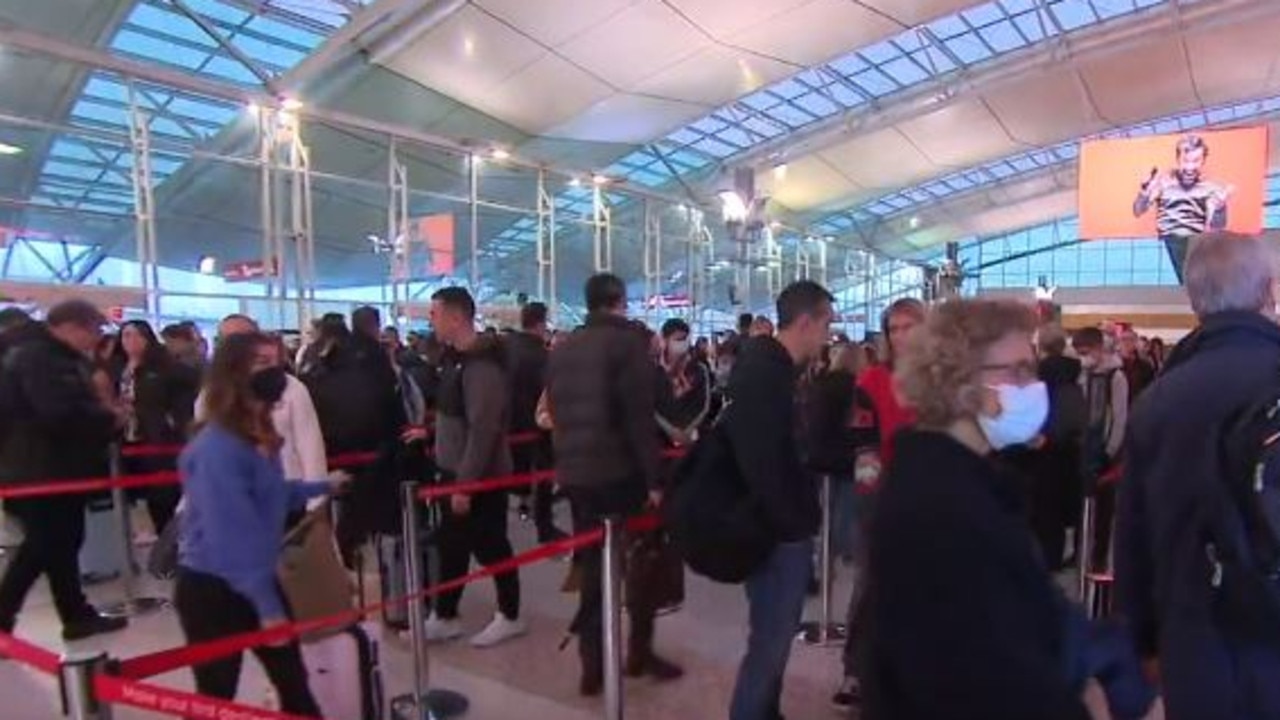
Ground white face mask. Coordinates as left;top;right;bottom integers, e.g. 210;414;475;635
978;382;1049;451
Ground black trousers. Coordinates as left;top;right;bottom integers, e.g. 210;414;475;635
123;454;181;537
433;489;520;620
173;568;320;717
0;496;92;627
565;483;652;675
511;436;561;540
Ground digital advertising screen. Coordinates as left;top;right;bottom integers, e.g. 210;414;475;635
1077;126;1269;240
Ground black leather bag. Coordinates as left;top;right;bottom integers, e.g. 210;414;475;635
626;529;685;615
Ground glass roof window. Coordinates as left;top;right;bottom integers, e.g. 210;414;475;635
653;0;1180;170
29;0;358;221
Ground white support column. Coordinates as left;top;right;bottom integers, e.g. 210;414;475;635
256;105;275;323
288;122;316;330
126;84;159;324
469;154;480;291
642;201;661;325
387;139;410;321
816;240;829;287
795;242;813;282
593;183;613;273
535;170;557;321
763;227;783;300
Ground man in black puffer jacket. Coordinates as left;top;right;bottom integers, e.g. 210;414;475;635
0;300;127;641
547;273;678;696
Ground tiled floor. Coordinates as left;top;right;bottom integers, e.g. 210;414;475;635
0;506;858;719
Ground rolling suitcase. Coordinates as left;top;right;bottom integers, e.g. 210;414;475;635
303;623;384;720
376;535;409;631
80;496;125;584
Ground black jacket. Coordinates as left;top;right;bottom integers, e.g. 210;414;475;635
724;337;818;542
303;332;403;454
1118;311;1280;720
805;368;879;476
863;429;1088;720
0;324;117;485
506;331;548;433
110;359;200;444
547;313;661;491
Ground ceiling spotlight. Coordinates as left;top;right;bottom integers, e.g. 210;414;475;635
0;142;22;156
246;101;261;117
772;163;788;181
491;148;510;161
592;174;609;186
719;191;748;223
908;216;920;229
281;97;304;111
769;220;782;231
568;177;582;188
197;255;216;275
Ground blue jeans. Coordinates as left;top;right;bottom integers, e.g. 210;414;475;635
730;539;814;720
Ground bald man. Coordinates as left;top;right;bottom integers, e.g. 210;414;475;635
196;315;327;484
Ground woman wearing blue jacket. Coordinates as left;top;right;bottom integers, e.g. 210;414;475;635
175;332;343;714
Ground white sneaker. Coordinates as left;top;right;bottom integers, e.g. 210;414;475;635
469;613;527;648
423;613;464;643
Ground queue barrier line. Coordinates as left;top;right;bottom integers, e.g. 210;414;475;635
0;630;62;675
119;429;541;462
95;673;323;720
117;526;611;681
419;470;557;501
0;471;181;502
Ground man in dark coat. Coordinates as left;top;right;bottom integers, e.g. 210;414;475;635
1119;231;1280;720
0;300;127;640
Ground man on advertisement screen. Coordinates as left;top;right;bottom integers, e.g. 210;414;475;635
1132;134;1234;278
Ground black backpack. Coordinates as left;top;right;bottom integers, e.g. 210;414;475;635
663;403;774;584
1209;392;1280;643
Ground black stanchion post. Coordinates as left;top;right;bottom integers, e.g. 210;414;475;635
602;516;624;720
1078;493;1096;602
101;445;166;619
59;652;112;720
390;482;468;720
798;475;847;646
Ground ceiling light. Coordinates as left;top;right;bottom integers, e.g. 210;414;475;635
197;255;216;275
719;191;748;223
463;36;476;57
0;142;21;156
769;220;782;231
908;216;920;229
246;102;260;117
491;148;510;161
281;98;303;111
592;174;609;186
772;163;788;181
568;177;582;188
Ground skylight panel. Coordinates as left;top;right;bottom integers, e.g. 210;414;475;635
880;56;930;85
1050;0;1101;31
792;93;840;119
850;67;899;97
979;19;1030;53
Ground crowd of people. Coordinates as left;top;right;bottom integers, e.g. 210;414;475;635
0;229;1276;720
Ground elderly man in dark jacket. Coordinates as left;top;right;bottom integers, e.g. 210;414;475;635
1119;231;1280;720
0;300;127;640
547;273;680;696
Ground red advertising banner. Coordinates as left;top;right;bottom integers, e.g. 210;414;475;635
223;258;279;282
417;214;455;276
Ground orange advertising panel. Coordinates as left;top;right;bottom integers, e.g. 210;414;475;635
1077;126;1268;239
417;214;455;276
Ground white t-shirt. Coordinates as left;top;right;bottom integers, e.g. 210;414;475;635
193;374;328;483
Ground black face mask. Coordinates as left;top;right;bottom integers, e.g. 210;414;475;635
250;366;288;405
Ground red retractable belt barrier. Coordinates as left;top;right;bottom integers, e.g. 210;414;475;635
116;527;608;680
0;631;61;675
418;470;556;501
95;674;321;720
0;471;180;501
121;428;534;462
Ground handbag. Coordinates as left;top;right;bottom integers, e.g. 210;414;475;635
278;501;356;642
625;529;685;615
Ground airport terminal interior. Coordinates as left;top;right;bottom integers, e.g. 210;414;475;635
1;0;1280;718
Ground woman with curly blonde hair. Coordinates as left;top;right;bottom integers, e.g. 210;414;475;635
859;299;1141;720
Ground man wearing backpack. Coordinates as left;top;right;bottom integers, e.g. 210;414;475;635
1118;231;1280;720
726;280;833;720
